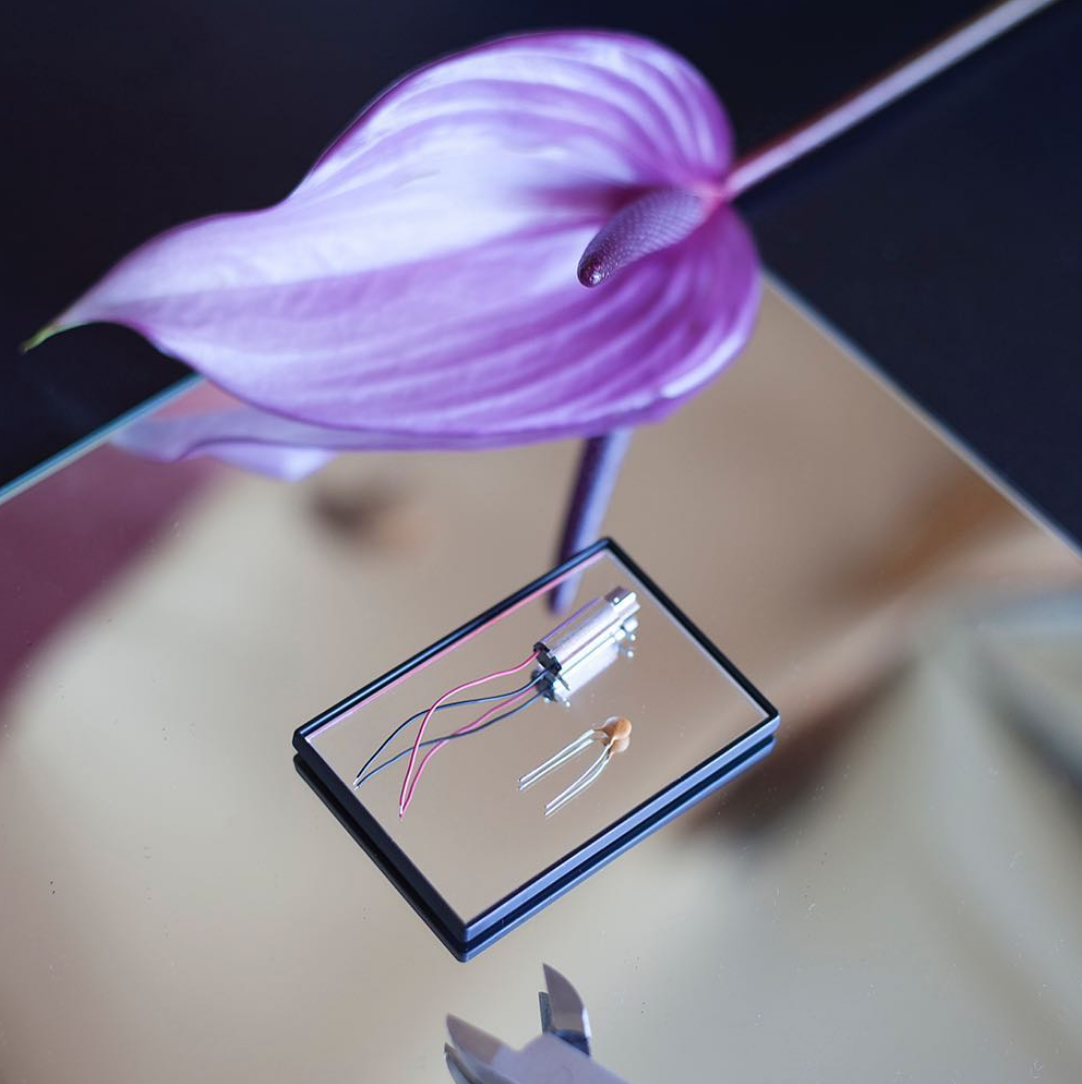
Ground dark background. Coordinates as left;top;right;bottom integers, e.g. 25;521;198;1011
3;0;1080;541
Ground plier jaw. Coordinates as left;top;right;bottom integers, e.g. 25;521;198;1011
445;965;630;1084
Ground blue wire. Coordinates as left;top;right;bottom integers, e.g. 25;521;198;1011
353;672;544;785
354;692;542;788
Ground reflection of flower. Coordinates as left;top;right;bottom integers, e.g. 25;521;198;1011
31;32;759;476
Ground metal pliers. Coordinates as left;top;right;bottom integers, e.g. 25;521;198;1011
445;964;632;1084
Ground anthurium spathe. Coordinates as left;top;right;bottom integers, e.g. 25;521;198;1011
29;31;759;473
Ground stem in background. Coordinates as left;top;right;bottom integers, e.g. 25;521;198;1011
724;0;1058;199
550;429;633;613
554;0;1059;596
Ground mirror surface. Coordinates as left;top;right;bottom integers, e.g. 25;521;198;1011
306;545;772;924
1;283;1080;1083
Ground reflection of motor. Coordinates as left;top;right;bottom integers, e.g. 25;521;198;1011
352;587;640;817
534;588;639;704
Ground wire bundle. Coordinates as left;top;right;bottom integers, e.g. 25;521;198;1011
353;650;544;816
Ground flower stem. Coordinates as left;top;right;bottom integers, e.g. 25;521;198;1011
550;429;633;612
554;0;1057;593
724;0;1059;199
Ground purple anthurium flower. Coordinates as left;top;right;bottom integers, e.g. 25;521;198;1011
28;5;1041;588
31;32;759;475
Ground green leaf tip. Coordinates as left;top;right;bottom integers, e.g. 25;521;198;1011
19;325;61;354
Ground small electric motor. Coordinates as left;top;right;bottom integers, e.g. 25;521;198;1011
534;587;640;703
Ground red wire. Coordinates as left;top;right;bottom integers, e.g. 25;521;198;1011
398;649;539;816
399;686;536;816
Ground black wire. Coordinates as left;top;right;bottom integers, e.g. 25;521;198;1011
352;672;545;785
354;692;543;788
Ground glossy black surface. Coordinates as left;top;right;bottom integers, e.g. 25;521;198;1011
741;0;1082;544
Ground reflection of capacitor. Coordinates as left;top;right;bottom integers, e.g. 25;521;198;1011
520;716;634;816
535;588;639;703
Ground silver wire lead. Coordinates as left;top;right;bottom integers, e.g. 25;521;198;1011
519;717;633;816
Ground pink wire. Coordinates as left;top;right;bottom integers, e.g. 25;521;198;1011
399;686;536;815
398;649;539;815
312;556;600;737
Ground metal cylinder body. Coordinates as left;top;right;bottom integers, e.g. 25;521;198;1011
534;587;640;701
